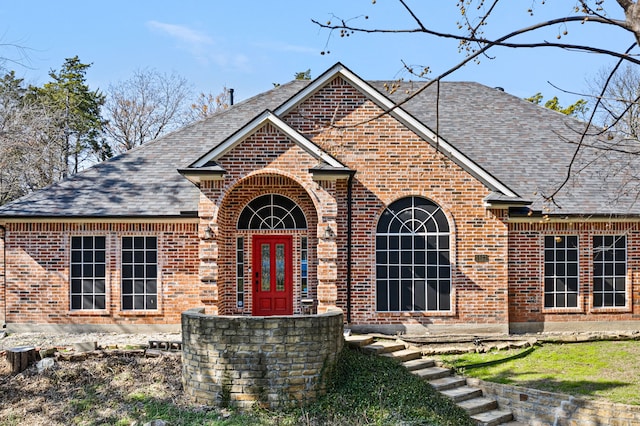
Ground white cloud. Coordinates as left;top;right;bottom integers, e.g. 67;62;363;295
146;20;249;71
146;21;213;46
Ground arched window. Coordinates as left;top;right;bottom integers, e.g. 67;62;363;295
237;194;307;230
376;197;451;312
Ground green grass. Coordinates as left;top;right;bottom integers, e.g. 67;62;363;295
438;340;640;405
127;348;474;426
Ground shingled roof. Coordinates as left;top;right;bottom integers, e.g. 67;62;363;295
379;80;640;216
0;63;638;219
0;80;309;218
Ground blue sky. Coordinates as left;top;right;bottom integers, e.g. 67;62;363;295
0;1;630;105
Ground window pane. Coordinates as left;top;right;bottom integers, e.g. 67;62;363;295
122;295;133;310
389;280;400;311
146;295;157;309
95;295;105;310
401;281;412;311
71;295;82;310
122;280;133;294
376;280;388;311
414;280;426;311
439;281;451;310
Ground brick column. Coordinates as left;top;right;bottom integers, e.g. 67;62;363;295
316;220;338;313
198;183;221;314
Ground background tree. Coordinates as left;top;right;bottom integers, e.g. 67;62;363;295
589;63;640;140
188;87;230;121
103;69;191;153
295;69;312;80
0;71;65;205
525;93;588;118
28;56;107;176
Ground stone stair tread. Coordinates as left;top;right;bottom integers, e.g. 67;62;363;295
380;348;422;362
411;366;452;380
456;396;498;416
344;335;374;347
440;385;482;402
470;409;515;426
403;357;435;371
457;396;498;415
362;340;405;354
428;375;467;391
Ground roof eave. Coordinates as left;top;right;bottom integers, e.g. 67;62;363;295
309;167;356;181
178;168;227;185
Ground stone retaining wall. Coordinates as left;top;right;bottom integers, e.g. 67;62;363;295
181;308;343;410
468;378;640;425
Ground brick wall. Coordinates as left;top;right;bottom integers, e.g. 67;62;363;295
285;77;510;329
1;222;200;325
509;221;640;331
469;377;640;425
181;308;344;410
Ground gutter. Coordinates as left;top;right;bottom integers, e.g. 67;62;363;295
346;173;354;324
0;224;6;328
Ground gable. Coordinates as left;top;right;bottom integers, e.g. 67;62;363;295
179;110;351;185
276;63;519;201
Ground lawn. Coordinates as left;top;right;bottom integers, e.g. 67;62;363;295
438;340;640;405
0;347;473;426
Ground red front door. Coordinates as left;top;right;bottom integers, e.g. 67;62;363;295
252;235;293;316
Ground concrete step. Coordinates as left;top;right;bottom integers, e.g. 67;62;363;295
471;409;515;426
440;385;483;403
428;375;467;391
403;357;435;371
362;340;405;355
411;366;452;381
381;348;422;362
457;396;498;416
344;334;374;348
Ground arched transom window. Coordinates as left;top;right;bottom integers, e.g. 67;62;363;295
376;196;451;312
237;194;307;230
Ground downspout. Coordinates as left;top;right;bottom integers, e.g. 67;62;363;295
346;173;354;324
0;224;6;329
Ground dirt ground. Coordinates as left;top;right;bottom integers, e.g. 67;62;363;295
0;332;199;426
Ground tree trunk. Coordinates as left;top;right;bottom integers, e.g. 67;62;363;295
6;346;38;374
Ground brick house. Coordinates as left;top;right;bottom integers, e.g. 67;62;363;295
1;63;639;334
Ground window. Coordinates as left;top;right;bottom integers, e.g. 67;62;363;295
122;236;158;310
237;194;307;230
376;197;451;312
236;237;244;308
544;236;579;308
301;237;308;298
70;236;106;310
593;235;626;308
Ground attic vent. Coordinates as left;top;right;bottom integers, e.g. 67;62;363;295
495;87;504;91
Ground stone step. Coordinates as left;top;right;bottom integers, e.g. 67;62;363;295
344;334;374;348
403;357;435;371
381;348;422;362
457;396;498;416
411;366;452;381
440;385;483;403
362;340;406;355
428;375;467;391
471;409;515;426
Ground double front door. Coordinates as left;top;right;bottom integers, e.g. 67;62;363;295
252;235;293;316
